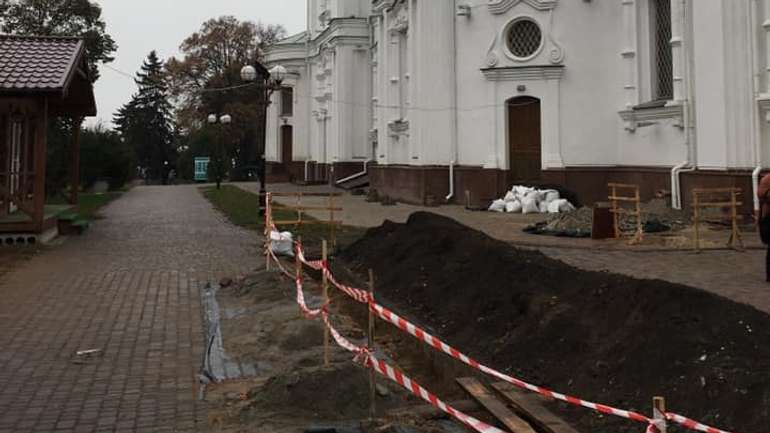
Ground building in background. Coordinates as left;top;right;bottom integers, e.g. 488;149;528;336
265;0;770;213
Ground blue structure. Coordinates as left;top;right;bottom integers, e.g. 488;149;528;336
194;157;210;182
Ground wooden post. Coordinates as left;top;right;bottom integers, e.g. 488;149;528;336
69;117;83;205
265;192;272;271
693;192;700;252
368;269;376;421
32;98;48;232
322;240;330;367
297;192;303;226
611;185;619;239
653;397;667;433
329;194;336;251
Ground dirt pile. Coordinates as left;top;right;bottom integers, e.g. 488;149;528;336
340;212;770;433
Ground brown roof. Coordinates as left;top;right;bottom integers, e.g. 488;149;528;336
0;34;96;116
0;34;85;92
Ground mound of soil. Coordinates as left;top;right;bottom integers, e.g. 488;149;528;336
340;212;770;433
247;364;382;420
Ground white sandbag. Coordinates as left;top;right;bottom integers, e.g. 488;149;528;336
489;199;506;213
270;230;295;257
505;200;523;213
559;200;576;213
521;196;539;214
538;200;549;213
544;190;560;203
503;191;517;203
547;199;564;214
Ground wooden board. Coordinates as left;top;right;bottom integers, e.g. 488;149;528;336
491;382;581;433
457;378;537;433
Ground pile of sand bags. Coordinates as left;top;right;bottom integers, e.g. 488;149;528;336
488;186;576;214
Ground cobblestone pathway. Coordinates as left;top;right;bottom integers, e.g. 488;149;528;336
0;186;257;433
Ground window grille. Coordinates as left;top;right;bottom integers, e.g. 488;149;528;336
281;87;293;117
506;19;542;59
653;0;673;100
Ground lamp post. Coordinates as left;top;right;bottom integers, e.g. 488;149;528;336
207;113;232;190
240;63;287;215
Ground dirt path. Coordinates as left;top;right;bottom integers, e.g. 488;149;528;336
0;185;257;433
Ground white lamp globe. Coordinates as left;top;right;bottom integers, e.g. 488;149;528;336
269;65;287;83
240;65;257;82
207;114;217;124
220;114;232;124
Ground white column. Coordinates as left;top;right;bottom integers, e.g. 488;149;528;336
621;0;639;108
670;0;686;102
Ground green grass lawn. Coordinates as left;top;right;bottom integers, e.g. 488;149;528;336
200;184;366;250
48;191;124;221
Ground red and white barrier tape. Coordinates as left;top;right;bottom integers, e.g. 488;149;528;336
666;413;737;433
268;247;295;279
370;303;654;427
290;264;504;433
367;354;507;433
289;244;747;433
297;248;372;303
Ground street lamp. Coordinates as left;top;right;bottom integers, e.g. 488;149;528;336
240;63;287;216
208;113;231;190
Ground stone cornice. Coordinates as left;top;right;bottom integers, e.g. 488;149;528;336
481;65;564;81
487;0;559;14
618;102;684;132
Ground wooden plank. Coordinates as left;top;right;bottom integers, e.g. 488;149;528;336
457;377;537;433
388;399;480;419
607;196;639;202
607;183;639;189
491;382;581;433
280;205;344;212
269;192;343;197
691;202;743;208
692;187;741;194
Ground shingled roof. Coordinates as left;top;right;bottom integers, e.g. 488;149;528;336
0;34;96;116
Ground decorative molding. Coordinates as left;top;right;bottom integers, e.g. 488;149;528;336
487;0;558;14
481;65;564;81
389;14;409;34
618;103;684;132
546;10;564;64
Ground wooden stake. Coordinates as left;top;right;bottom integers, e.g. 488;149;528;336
329;194;336;252
368;269;376;421
693;192;701;252
653;396;667;433
322;240;330;367
265;192;272;271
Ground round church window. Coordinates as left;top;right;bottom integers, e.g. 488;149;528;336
506;18;543;60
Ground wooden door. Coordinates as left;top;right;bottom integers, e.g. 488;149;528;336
508;97;542;182
281;125;293;164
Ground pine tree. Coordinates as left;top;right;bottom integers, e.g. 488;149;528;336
114;51;176;183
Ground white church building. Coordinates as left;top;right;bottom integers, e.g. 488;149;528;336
264;0;770;211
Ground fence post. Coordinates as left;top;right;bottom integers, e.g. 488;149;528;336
368;269;376;421
265;192;272;271
653;396;667;433
322;240;330;367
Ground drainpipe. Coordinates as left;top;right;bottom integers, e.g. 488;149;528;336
750;0;764;216
445;161;455;201
336;159;371;185
671;0;695;210
446;0;459;202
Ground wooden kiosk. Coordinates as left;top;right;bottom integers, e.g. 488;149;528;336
0;35;96;235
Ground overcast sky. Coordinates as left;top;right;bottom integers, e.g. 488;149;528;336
89;0;306;128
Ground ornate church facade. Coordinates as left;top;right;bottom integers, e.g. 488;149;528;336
265;0;770;211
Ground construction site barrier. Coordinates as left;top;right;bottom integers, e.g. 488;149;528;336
266;207;746;433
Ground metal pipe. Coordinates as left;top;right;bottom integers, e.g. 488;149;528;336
447;0;459;202
336;159;371;185
754;166;763;213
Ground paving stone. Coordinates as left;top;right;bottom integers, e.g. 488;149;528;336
0;186;255;432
